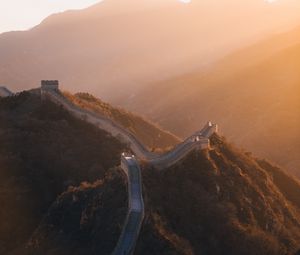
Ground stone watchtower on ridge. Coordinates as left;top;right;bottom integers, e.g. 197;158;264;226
41;80;59;91
40;80;59;99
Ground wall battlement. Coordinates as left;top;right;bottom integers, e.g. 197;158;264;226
200;121;218;138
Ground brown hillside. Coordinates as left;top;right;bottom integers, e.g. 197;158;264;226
19;135;300;255
138;135;300;255
0;92;126;255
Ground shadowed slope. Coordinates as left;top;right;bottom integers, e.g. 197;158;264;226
138;135;300;255
23;170;127;255
0;92;126;255
1;92;300;254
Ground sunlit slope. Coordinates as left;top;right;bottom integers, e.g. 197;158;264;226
126;30;300;176
64;92;180;150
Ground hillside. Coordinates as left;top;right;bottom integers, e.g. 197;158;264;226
19;170;127;255
123;27;300;177
1;93;300;254
14;135;300;255
63;92;180;151
0;92;127;255
137;135;300;255
1;0;300;101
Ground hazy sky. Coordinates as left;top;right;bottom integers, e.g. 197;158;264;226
0;0;102;33
0;0;295;34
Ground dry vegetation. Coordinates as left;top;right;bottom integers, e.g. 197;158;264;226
0;92;126;255
23;169;127;255
1;93;300;255
139;135;300;255
63;91;180;151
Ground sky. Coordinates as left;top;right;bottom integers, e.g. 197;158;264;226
0;0;102;33
0;0;291;34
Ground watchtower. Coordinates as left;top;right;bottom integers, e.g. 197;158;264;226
41;80;59;91
40;80;59;100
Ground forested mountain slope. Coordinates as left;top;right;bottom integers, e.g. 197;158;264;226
138;135;300;255
16;135;300;255
1;92;300;255
0;92;127;254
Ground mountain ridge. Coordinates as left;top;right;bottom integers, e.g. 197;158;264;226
1;0;300;100
121;27;300;177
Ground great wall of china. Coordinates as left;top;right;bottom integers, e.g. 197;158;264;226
0;81;218;255
112;154;145;255
0;86;14;97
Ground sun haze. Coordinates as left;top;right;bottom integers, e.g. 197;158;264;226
0;0;102;33
1;0;300;33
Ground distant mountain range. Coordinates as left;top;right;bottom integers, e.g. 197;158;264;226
122;26;300;177
1;0;300;101
0;0;299;177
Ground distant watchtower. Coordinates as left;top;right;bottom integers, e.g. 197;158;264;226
41;80;59;91
40;80;59;100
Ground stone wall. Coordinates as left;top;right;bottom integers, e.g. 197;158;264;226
44;89;218;169
0;87;13;97
113;154;145;255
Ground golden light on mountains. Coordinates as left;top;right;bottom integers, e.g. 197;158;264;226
1;1;300;255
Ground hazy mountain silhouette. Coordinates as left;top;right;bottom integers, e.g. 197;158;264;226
122;26;300;177
1;0;300;101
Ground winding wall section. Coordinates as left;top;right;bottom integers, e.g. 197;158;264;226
42;89;217;169
113;154;145;255
41;87;218;255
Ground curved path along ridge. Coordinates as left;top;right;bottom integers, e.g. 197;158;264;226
112;154;145;255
